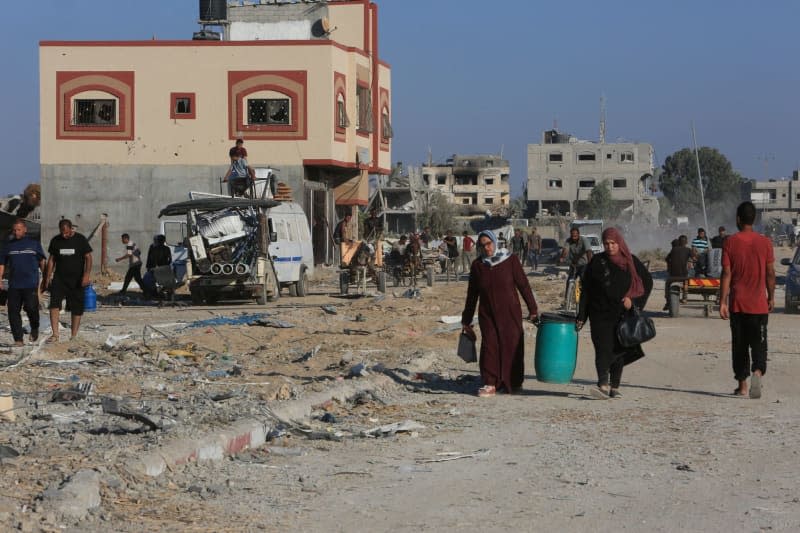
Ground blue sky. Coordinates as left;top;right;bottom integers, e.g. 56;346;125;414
2;0;798;196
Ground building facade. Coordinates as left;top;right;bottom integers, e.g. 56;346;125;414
420;154;510;215
526;130;654;218
39;0;391;265
747;170;800;215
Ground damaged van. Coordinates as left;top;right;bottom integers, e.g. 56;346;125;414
159;197;282;305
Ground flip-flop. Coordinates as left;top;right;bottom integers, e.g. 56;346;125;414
45;336;59;344
750;374;762;399
477;385;496;398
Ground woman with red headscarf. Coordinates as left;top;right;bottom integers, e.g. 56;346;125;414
576;227;652;399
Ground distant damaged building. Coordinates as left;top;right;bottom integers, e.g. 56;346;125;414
420;155;510;215
526;130;657;222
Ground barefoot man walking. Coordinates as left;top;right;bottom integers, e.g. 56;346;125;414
719;201;775;399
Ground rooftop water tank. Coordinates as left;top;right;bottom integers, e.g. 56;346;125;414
199;0;226;21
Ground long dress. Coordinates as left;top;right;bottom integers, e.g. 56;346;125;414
461;255;538;390
577;253;653;376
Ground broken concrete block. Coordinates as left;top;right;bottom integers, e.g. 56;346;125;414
41;469;101;519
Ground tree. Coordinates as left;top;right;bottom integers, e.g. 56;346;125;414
509;195;528;219
585;180;614;219
416;191;457;237
659;147;744;218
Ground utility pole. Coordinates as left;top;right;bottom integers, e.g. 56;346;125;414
599;94;606;144
690;122;709;233
756;153;775;180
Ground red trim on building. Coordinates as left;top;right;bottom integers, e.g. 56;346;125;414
56;71;134;141
370;3;381;173
363;1;371;53
377;59;391;69
170;92;196;119
41;38;370;59
228;71;307;141
333;72;347;143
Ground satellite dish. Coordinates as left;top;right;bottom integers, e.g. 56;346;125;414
312;17;336;37
321;18;331;33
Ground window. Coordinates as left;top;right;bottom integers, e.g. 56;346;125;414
356;85;372;132
578;152;596;162
170;92;196;119
462;198;471;205
248;98;290;125
163;221;187;246
381;108;393;139
796;193;800;200
484;197;494;205
336;94;349;129
613;178;627;188
485;178;494;186
549;152;563;162
620;151;634;163
423;174;431;185
548;178;563;189
485;160;493;166
74;99;116;126
606;153;613;159
436;175;447;185
578;179;596;188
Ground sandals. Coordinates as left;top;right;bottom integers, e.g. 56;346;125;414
589;387;610;400
477;385;496;397
45;336;59;344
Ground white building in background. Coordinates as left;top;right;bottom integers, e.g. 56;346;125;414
526;129;655;218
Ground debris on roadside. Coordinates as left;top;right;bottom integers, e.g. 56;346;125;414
363;420;424;438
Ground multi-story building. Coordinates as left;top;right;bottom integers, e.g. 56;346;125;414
39;0;391;265
420;154;510;215
526;130;654;218
747;170;800;215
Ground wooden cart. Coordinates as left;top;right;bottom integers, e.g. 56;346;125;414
667;277;720;318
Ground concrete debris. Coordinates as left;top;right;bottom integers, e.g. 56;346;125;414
321;305;338;315
183;313;271;329
0;394;14;422
349;363;369;378
101;397;162;430
293;345;321;363
40;469;101;519
364;420;425;437
50;382;94;403
0;444;19;458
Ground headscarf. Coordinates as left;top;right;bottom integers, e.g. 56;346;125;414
477;229;511;266
601;227;644;299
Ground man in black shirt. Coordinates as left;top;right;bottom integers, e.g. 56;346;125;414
42;219;93;342
664;235;692;310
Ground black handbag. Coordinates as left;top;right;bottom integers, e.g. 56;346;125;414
616;307;656;347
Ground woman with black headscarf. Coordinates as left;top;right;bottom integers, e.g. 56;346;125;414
577;227;652;399
461;230;539;397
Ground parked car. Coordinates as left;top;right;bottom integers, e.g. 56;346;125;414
781;247;800;314
539;238;562;264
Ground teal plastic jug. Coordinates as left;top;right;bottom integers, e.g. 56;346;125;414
83;284;97;312
534;312;578;383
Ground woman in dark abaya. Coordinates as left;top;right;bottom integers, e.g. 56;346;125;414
461;230;539;397
577;227;652;399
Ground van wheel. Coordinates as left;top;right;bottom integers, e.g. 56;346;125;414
296;269;308;297
267;263;280;302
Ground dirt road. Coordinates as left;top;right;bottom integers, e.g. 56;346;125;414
0;249;798;532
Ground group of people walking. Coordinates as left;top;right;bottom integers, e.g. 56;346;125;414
460;201;774;401
0;218;175;346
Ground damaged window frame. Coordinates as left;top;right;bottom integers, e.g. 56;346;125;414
73;98;117;127
356;84;373;133
247;97;291;126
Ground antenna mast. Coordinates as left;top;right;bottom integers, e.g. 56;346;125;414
599;94;606;144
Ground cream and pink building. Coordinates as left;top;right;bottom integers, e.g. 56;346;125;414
39;0;391;265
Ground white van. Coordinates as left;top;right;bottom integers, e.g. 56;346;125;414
163;194;314;298
266;201;315;296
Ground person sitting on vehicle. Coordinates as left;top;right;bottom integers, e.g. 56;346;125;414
664;235;692;310
691;228;710;276
223;147;254;197
363;207;383;243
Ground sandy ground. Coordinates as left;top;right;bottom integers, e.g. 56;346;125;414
0;247;798;532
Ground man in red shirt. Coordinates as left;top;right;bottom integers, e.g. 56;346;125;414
459;230;475;275
720;201;775;399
